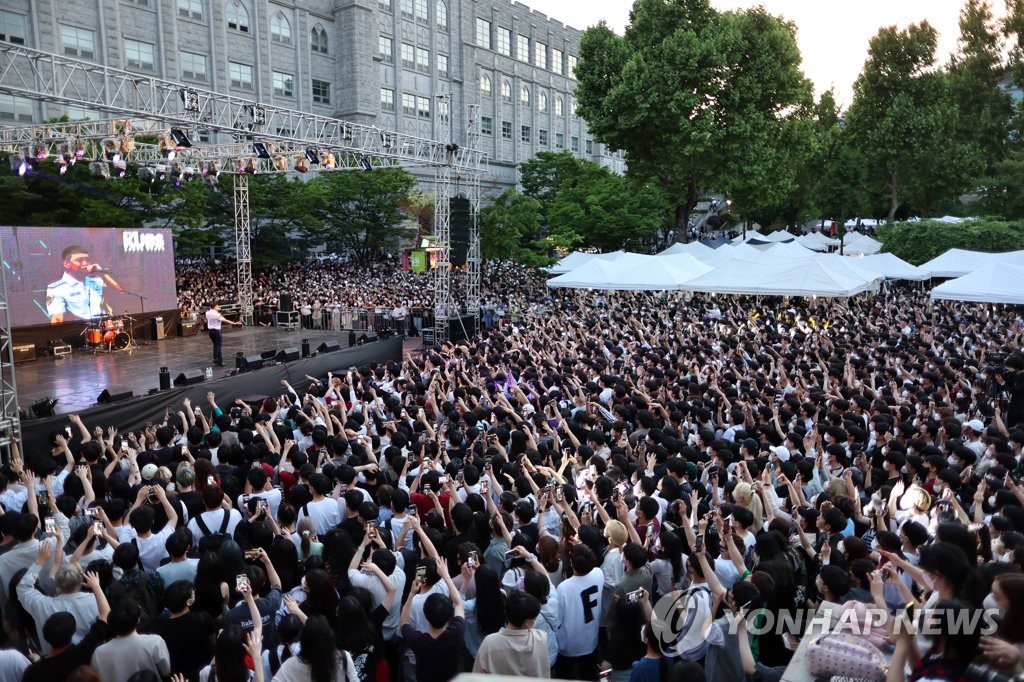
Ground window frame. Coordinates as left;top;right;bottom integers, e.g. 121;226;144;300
270;11;292;45
437;53;448;79
226;1;249;33
416;95;430;119
310;25;328;54
480;116;493;135
501;80;511;103
436;0;447;31
60;24;96;60
228;61;253;90
0;11;26;45
475;18;491;49
501;120;512;140
180;50;208;82
177;0;203;21
534;41;547;70
479;73;492;97
517;34;529;63
272;70;294;97
123;38;156;72
519;84;529;106
312;78;331;105
496;27;511;56
379;36;394;63
380;87;396;111
400;42;415;70
0;94;33;122
402;92;416;116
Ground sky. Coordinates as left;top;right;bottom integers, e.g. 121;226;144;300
524;0;1003;107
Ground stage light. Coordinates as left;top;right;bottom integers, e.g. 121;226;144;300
179;88;200;114
249;105;267;126
322;152;336;170
293;155;309;173
138;167;156;183
112;159;127;178
305;148;320;165
159;135;176;160
154;164;167;180
359;157;372;172
57;143;73;174
90;161;109;179
341;124;353;141
30;397;57;418
33;144;47;161
252;142;272;159
10;153;28;177
273;154;287;172
169;128;192;147
119;135;135;155
204;160;221;181
183;166;196;181
103;138;120;162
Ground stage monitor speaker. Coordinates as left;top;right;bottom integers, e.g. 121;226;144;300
238;354;264;372
276;347;300;363
30;398;57;418
178;319;199;337
450;196;470;267
98;385;134;403
301;339;311;358
159;367;171;391
279;293;294;312
12;344;35;363
356;332;379;346
317;340;341;354
174;370;206;386
260;349;278;361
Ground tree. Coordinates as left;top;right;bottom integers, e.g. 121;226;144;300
307;167;417;252
844;22;983;221
574;0;812;237
478;189;549;265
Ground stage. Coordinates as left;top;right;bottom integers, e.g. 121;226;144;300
15;326;367;416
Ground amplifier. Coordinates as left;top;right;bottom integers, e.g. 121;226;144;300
12;344;35;363
179;320;199;337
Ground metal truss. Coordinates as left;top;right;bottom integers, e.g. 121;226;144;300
433;94;453;347
465;105;482;322
0;244;20;459
233;176;253;325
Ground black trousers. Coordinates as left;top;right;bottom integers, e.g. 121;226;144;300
555;651;598;681
208;328;223;365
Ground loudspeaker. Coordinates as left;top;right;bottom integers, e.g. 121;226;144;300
97;385;134;403
279;293;293;312
12;344;35;363
178;319;199;337
356;332;379;346
159;367;171;391
260;349;278;361
173;370;205;386
238;354;264;372
276;347;300;363
151;316;166;341
317;340;341;354
301;339;311;358
450;196;470;267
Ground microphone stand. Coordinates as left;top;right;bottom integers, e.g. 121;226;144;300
121;290;148;345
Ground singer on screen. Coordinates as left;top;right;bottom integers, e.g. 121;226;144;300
45;245;119;323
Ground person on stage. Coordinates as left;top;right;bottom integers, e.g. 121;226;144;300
45;246;115;323
205;303;242;367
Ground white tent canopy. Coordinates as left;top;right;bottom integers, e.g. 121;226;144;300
931;263;1024;304
680;258;880;297
797;232;839;251
916;248;1024;278
660;241;715;259
548;250;626;274
546;253;712;290
546;257;629;289
846;253;927;281
840;233;883;256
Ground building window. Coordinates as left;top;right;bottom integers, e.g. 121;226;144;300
479;74;492;96
519;85;529;106
571;135;580;152
437;54;448;78
379;0;392;11
415;47;429;73
124;38;155;72
229;61;253;89
0;94;32;122
65;106;97;120
534;41;547;70
270;12;291;44
501;120;512;139
521;125;531;143
416;96;430;118
178;0;203;21
312;79;331;104
538;91;547;112
273;71;293;97
400;42;414;69
400;0;413;20
402;92;415;116
226;1;249;33
436;0;447;31
61;25;95;59
0;11;26;45
501;80;511;103
551;47;563;74
554;96;563;116
481;116;493;135
555;132;564;149
568;54;578;78
180;50;208;82
570;97;578;118
414;0;428;24
380;87;395;111
496;27;511;56
586;139;593;154
475;18;491;49
517;34;529;62
539;129;548;146
310;25;328;54
379;36;393;63
127;0;151;5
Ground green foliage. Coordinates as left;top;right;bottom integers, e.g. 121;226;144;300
877;219;1024;264
479;189;549;266
306;167;417;253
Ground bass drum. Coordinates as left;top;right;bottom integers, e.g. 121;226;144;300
103;331;130;349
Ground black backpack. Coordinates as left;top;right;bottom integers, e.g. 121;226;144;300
196;509;232;553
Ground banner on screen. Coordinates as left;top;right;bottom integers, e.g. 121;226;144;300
0;227;177;328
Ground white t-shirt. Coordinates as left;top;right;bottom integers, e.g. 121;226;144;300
297;497;342;536
132;526;175;572
187;508;242;547
237;487;284;519
556;568;604;657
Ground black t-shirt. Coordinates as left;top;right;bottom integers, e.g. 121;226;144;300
22;619;108;682
402;616;466;682
151;610;217;679
177;490;204;520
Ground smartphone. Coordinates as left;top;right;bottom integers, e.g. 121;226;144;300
612;490;621;503
406;504;418;515
695;535;704;553
423;484;432;494
416;565;426;580
235;574;250;593
457;471;465;485
480;481;489;495
365;520;377;535
64;426;72;438
44;517;57;534
93;521;103;536
504;549;520;561
207;476;215;486
258;499;269;513
555;487;563;501
599;669;612;682
626;588;644;604
467;551;478;568
438;475;449;485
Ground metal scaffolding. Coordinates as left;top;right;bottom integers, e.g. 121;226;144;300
433;94;454;347
233;175;253;325
0;240;20;459
465;105;482;322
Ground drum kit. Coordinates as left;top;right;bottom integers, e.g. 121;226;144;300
82;314;136;352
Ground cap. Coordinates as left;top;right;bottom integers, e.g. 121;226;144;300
141;463;159;480
796;507;820;525
769;445;791;462
966;419;985;433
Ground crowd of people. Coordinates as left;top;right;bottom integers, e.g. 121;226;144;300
2;257;1024;682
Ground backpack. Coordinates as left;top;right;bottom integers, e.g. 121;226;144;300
109;571;158;632
196;510;232;553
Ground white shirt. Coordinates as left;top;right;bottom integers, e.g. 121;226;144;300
131;525;175;572
297;497;342;536
186;508;242;547
556;568;604;657
237;488;284;519
347;564;406;640
205;309;226;331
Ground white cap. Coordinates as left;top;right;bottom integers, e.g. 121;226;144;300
966;419;985;433
769;445;791;462
141;463;159;480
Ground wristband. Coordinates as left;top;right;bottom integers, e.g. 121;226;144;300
740;570;752;580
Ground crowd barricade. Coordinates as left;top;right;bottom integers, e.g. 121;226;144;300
256;306;435;336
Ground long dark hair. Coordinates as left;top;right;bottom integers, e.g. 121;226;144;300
334;594;374;654
300;616;343;682
996;574;1024;643
658;531;685;584
212;624;248;682
300;569;338;621
474;565;505;636
193;552;227;622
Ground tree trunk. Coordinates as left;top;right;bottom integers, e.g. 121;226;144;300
888;163;899;223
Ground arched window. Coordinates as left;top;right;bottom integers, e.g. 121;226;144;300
570;96;577;118
479;74;492;96
538;91;547;112
519;85;530;106
553;96;563;116
501;80;511;102
310;25;328;54
270;11;291;44
226;0;249;33
436;0;447;31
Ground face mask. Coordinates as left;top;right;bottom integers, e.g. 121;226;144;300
934;484;944;494
989;495;997;507
984;592;1003;616
837;541;846;554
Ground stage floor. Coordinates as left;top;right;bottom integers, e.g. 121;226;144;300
14;326;357;417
